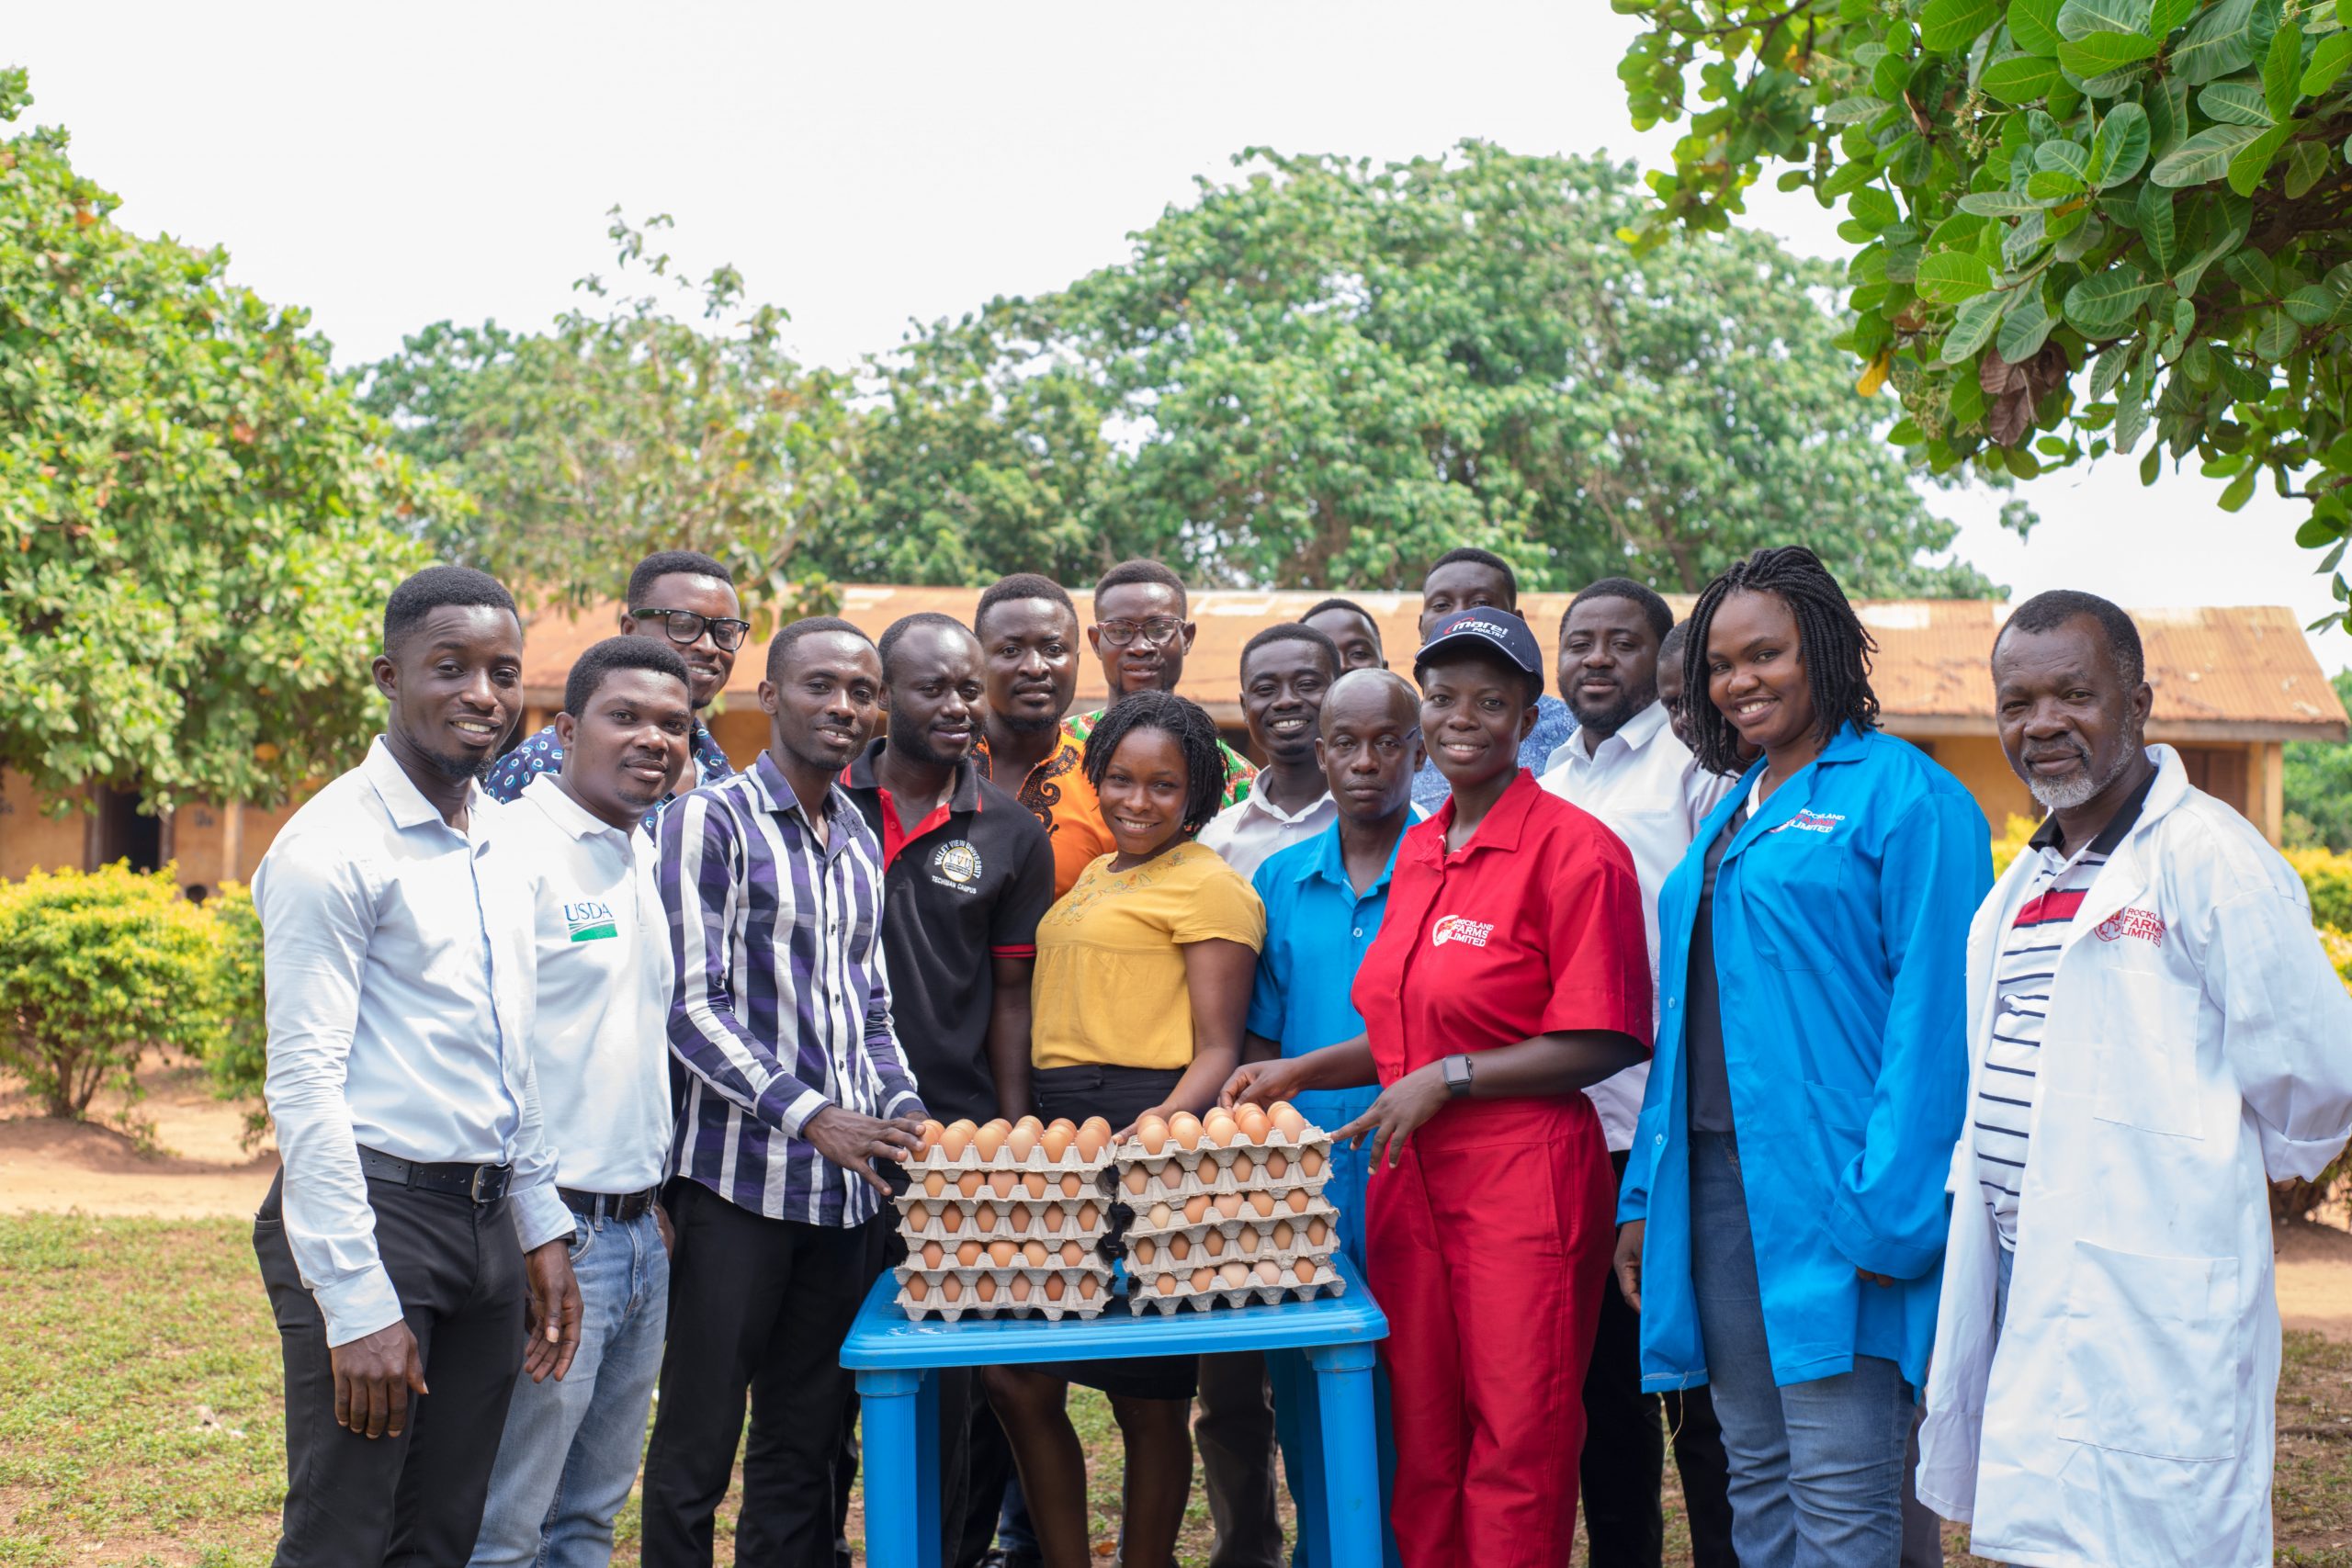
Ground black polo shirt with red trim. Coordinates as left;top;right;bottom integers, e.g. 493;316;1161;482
843;738;1057;1124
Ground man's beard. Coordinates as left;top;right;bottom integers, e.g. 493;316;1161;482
2024;727;2143;811
1570;684;1648;740
996;707;1061;736
889;716;973;769
421;741;499;784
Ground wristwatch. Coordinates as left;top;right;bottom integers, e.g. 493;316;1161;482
1442;1054;1475;1098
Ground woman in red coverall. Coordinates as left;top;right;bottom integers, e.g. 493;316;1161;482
1224;610;1652;1568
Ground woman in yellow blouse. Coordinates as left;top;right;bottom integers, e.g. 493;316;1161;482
983;690;1265;1568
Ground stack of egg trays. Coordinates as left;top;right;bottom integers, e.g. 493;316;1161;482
894;1141;1115;1322
1111;1130;1347;1314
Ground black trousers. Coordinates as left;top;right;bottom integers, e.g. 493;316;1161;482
254;1169;526;1568
1193;1352;1284;1568
640;1179;888;1568
1580;1151;1738;1568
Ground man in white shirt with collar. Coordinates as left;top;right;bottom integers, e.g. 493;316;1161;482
1198;624;1343;879
253;567;581;1568
1539;577;1736;1568
470;637;695;1568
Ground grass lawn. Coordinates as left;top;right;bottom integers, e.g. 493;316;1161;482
5;1213;2350;1565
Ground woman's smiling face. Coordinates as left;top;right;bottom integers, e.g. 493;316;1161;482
1096;726;1193;859
1417;653;1532;793
1704;589;1817;758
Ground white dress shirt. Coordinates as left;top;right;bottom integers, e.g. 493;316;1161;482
1197;784;1340;879
503;773;675;1196
1538;701;1735;1150
254;739;571;1346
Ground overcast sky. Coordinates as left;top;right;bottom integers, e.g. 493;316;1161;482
13;0;2345;671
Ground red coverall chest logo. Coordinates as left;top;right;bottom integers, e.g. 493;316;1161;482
1430;913;1494;948
2095;906;2166;946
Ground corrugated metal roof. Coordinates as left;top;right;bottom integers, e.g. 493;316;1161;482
521;588;2347;741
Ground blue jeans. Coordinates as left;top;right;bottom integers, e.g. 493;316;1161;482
1688;1133;1911;1568
469;1207;669;1568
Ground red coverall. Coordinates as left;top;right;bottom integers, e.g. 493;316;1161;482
1350;772;1653;1568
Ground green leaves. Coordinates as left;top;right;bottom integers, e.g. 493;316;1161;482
2064;266;2165;333
2198;78;2275;125
2089;103;2151;186
1923;0;2006;50
1983;53;2064;101
1998;286;2060;359
2263;12;2306;120
2172;0;2267;85
2227;123;2294;195
1944;290;2009;360
2136;181;2177;269
2057;28;2159;75
2151;120;2272;186
2009;0;2065;54
2302;29;2352;95
1918;250;1998;302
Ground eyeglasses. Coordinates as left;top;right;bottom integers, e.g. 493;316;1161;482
1096;616;1185;649
634;608;752;651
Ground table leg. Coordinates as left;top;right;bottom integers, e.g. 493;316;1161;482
1272;1348;1331;1568
854;1367;941;1568
1305;1342;1381;1566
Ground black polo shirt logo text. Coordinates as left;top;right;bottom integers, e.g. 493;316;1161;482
930;839;984;895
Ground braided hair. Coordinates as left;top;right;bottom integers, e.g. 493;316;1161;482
1681;546;1880;776
1081;690;1229;836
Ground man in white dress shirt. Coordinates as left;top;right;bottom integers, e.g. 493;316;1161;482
1198;624;1344;878
253;566;582;1568
469;637;695;1568
1539;578;1736;1568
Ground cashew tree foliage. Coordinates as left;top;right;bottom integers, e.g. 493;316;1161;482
1617;0;2352;628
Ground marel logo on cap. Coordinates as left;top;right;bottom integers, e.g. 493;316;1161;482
1453;618;1513;639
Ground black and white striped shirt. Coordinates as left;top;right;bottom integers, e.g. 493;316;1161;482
1974;776;2152;1248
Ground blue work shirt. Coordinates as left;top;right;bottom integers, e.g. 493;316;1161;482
1248;819;1414;1275
1620;724;1990;1393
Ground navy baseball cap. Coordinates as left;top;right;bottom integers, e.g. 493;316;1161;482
1414;609;1546;697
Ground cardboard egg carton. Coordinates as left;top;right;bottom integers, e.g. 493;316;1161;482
898;1195;1112;1245
904;1236;1102;1272
1118;1211;1340;1273
1124;1258;1346;1314
905;1166;1107;1205
1111;1139;1335;1201
904;1142;1114;1184
894;1262;1115;1322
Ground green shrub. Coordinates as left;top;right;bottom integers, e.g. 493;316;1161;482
0;863;227;1125
2287;848;2352;934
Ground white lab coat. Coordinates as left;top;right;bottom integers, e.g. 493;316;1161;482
1917;745;2352;1567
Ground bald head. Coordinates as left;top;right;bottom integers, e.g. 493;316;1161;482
1317;669;1423;826
1318;668;1420;737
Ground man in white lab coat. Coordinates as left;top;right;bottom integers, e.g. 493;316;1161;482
1918;590;2352;1568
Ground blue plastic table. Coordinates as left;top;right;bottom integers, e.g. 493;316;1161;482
841;1254;1389;1568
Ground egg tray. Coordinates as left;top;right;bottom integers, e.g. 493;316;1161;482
904;1167;1109;1205
894;1262;1115;1322
1124;1263;1347;1315
897;1195;1113;1245
903;1238;1103;1272
1117;1214;1340;1273
904;1145;1115;1183
1111;1149;1334;1201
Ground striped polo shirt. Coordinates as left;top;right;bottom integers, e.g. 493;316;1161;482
1974;771;2153;1248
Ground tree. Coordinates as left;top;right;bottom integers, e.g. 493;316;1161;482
840;142;2005;594
1616;0;2352;631
351;212;859;616
0;69;447;810
2286;666;2352;846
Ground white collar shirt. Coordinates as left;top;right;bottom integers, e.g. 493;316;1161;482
253;739;571;1347
1197;785;1340;880
1539;701;1736;1149
505;773;676;1196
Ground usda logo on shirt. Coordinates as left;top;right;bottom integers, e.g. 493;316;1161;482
564;900;617;942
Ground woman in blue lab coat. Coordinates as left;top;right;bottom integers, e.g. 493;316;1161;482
1615;546;1989;1568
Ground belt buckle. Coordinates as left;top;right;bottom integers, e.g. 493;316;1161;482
469;1166;492;1203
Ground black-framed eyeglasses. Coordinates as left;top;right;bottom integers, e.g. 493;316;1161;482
1096;616;1185;648
634;607;752;651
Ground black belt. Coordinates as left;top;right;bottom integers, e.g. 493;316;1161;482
357;1145;513;1204
559;1186;661;1224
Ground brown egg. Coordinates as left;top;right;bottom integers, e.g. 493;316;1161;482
1010;1273;1034;1302
1284;1189;1310;1213
1043;1203;1067;1231
957;1170;984;1198
988;1240;1016;1267
1061;1173;1083;1197
1236;1107;1270;1143
1078;1201;1101;1228
1023;1239;1049;1267
1133;1238;1157;1265
1237;1226;1261;1254
1308;1218;1329;1246
1184;1194;1212;1224
1155;1274;1180;1297
907;1274;929;1301
917;1118;945;1152
956;1240;983;1266
1023;1172;1046;1198
1048;1117;1077;1136
1136;1117;1169;1156
940;1120;976;1159
941;1274;964;1302
1003;1204;1031;1235
1040;1124;1075;1161
1219;1261;1250;1288
1125;1167;1149;1194
1046;1273;1068;1301
1202;1230;1225;1258
1272;1222;1295;1250
906;1201;931;1228
1264;1151;1289;1179
1301;1149;1326;1177
1254;1259;1282;1285
972;1122;1008;1161
1271;1104;1307;1140
1214;1193;1243;1219
1230;1154;1255;1183
1078;1121;1113;1160
922;1240;944;1268
1203;1110;1237;1148
976;1203;999;1230
1080;1115;1113;1144
922;1170;945;1198
1077;1274;1101;1299
1007;1126;1039;1162
1294;1258;1317;1283
940;1205;964;1233
976;1273;998;1302
1249;1191;1275;1218
1169;1112;1203;1151
1059;1241;1085;1266
1191;1267;1217;1292
1016;1114;1044;1136
1169;1235;1191;1261
989;1170;1017;1197
1148;1201;1174;1229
